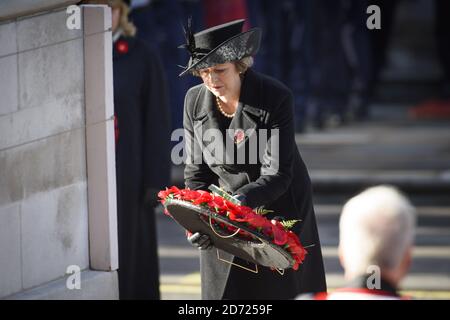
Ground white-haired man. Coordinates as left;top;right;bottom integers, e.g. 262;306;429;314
299;185;416;300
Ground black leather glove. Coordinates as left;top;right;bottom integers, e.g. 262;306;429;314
187;232;213;250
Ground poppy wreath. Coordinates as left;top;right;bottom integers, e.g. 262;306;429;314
158;186;307;270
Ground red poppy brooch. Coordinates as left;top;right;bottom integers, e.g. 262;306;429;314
115;40;129;54
234;129;245;144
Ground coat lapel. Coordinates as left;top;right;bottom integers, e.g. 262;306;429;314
192;69;264;165
229;69;263;148
192;89;224;165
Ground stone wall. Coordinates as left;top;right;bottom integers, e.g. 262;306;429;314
0;3;118;299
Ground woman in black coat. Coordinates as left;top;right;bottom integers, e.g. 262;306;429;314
180;19;326;299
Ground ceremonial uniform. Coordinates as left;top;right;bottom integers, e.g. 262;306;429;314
113;34;171;299
297;276;408;300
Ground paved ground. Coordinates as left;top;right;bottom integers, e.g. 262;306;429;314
157;104;450;299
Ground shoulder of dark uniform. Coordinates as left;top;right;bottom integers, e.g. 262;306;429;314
118;36;161;68
134;37;161;61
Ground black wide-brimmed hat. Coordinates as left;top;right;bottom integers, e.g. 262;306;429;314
178;19;262;77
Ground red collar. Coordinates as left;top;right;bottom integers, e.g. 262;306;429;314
314;288;410;300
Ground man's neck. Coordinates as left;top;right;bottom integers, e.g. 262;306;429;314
347;274;399;296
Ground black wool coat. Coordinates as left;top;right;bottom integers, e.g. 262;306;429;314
113;35;171;299
183;68;327;299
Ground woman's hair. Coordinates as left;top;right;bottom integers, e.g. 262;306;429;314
81;0;136;36
191;56;254;77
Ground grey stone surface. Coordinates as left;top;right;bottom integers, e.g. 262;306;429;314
0;86;84;151
6;270;118;300
21;182;89;290
0;128;86;206
16;7;81;51
0;4;120;300
18;37;83;111
0;54;18;116
0;203;22;298
86;119;118;271
0;1;78;22
82;5;111;36
84;30;113;126
0;20;17;57
83;5;117;272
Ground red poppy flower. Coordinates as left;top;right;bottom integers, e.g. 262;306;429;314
208;196;228;214
234;129;245;144
286;231;307;265
246;214;270;229
271;220;288;245
228;210;246;221
116;40;129;54
192;191;212;205
179;189;201;201
158;186;181;200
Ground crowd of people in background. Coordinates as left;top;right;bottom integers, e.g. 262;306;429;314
129;0;450;132
129;0;374;132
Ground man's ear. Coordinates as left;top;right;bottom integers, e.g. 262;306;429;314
400;246;413;277
338;244;345;270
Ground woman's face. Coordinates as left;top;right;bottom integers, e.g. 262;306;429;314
199;62;241;98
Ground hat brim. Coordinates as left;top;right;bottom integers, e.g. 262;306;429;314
179;28;262;77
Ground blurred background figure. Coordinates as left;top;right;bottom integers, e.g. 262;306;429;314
130;0;204;132
306;0;373;129
126;0;450;132
409;0;450;119
331;185;415;299
246;0;311;133
202;0;249;29
367;0;399;111
83;0;171;299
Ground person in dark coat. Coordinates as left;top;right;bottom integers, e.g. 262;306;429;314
179;19;326;299
112;1;171;299
84;0;171;299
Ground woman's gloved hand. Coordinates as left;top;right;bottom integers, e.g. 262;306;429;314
187;231;213;250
